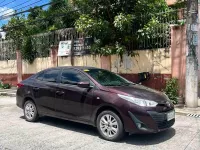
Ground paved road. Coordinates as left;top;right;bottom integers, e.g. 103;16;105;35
0;96;200;150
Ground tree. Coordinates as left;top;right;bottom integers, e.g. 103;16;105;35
46;0;79;31
4;0;79;38
26;6;47;34
3;0;175;61
3;0;80;64
73;0;170;56
2;15;27;49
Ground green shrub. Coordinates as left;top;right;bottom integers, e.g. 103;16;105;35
164;78;179;104
2;83;11;89
0;82;3;89
0;82;11;89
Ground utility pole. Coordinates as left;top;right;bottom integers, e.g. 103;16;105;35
186;0;199;108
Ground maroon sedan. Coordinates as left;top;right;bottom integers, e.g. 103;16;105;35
16;67;175;141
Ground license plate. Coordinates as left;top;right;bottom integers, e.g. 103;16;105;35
167;111;175;121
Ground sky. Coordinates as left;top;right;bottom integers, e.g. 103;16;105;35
0;0;50;37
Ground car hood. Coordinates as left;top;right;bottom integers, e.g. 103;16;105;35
107;84;169;104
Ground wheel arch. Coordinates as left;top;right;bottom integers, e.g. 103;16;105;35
93;104;124;127
22;96;36;108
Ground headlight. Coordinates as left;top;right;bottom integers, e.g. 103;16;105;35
118;94;158;107
164;93;171;101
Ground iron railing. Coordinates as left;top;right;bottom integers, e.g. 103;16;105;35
129;8;186;51
0;9;186;60
0;40;16;61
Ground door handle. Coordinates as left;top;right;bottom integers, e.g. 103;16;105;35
56;91;65;96
33;87;40;91
60;91;65;95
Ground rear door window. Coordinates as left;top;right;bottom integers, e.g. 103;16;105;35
36;72;44;81
61;69;89;85
42;69;60;83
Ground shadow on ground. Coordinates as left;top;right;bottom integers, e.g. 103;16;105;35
20;116;176;145
124;128;175;145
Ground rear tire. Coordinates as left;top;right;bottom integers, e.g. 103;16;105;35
24;100;38;122
97;110;125;141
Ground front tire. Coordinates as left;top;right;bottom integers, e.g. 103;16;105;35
24;100;38;122
97;110;125;141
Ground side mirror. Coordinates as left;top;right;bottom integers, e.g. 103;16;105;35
77;82;90;88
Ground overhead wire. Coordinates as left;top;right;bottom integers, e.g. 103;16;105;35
0;0;16;8
0;0;65;20
2;8;78;31
0;0;44;20
0;0;34;15
0;0;67;31
0;0;6;5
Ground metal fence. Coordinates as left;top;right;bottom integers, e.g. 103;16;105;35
32;28;87;58
31;8;186;55
129;8;186;51
0;9;186;60
0;40;16;61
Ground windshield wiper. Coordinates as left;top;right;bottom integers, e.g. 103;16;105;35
104;84;120;86
104;83;131;86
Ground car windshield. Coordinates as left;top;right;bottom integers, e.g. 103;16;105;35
84;69;132;86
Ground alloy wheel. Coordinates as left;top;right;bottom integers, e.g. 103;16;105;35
99;114;119;138
25;103;35;120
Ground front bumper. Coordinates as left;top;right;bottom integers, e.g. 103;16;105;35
148;111;175;131
128;110;175;133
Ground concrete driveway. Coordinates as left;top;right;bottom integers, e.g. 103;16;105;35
0;96;200;150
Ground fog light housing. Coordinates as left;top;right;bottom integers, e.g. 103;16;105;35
136;122;147;130
136;123;142;129
129;111;154;132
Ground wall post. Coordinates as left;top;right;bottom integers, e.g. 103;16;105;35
171;25;187;104
50;46;58;67
16;50;22;83
101;56;111;71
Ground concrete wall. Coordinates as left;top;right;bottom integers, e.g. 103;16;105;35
171;25;186;97
111;49;171;74
0;25;185;93
0;58;52;85
57;49;171;75
166;0;178;6
0;49;170;74
109;49;171;90
0;48;171;90
0;60;17;85
58;55;101;68
0;60;17;74
23;57;52;74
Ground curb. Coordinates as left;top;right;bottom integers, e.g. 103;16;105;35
175;109;200;116
175;110;188;115
0;92;16;97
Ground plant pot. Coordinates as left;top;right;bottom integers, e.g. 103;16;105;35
198;97;200;107
177;97;184;104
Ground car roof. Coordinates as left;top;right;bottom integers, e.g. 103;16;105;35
49;66;100;71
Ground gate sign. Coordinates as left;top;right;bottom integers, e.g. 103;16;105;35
74;38;84;56
58;41;72;56
73;37;94;55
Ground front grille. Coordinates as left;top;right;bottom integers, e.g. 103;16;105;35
157;119;175;129
148;111;175;130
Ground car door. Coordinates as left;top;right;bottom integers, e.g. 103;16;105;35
33;69;61;116
55;68;95;122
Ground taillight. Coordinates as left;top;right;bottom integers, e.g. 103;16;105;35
17;83;24;88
